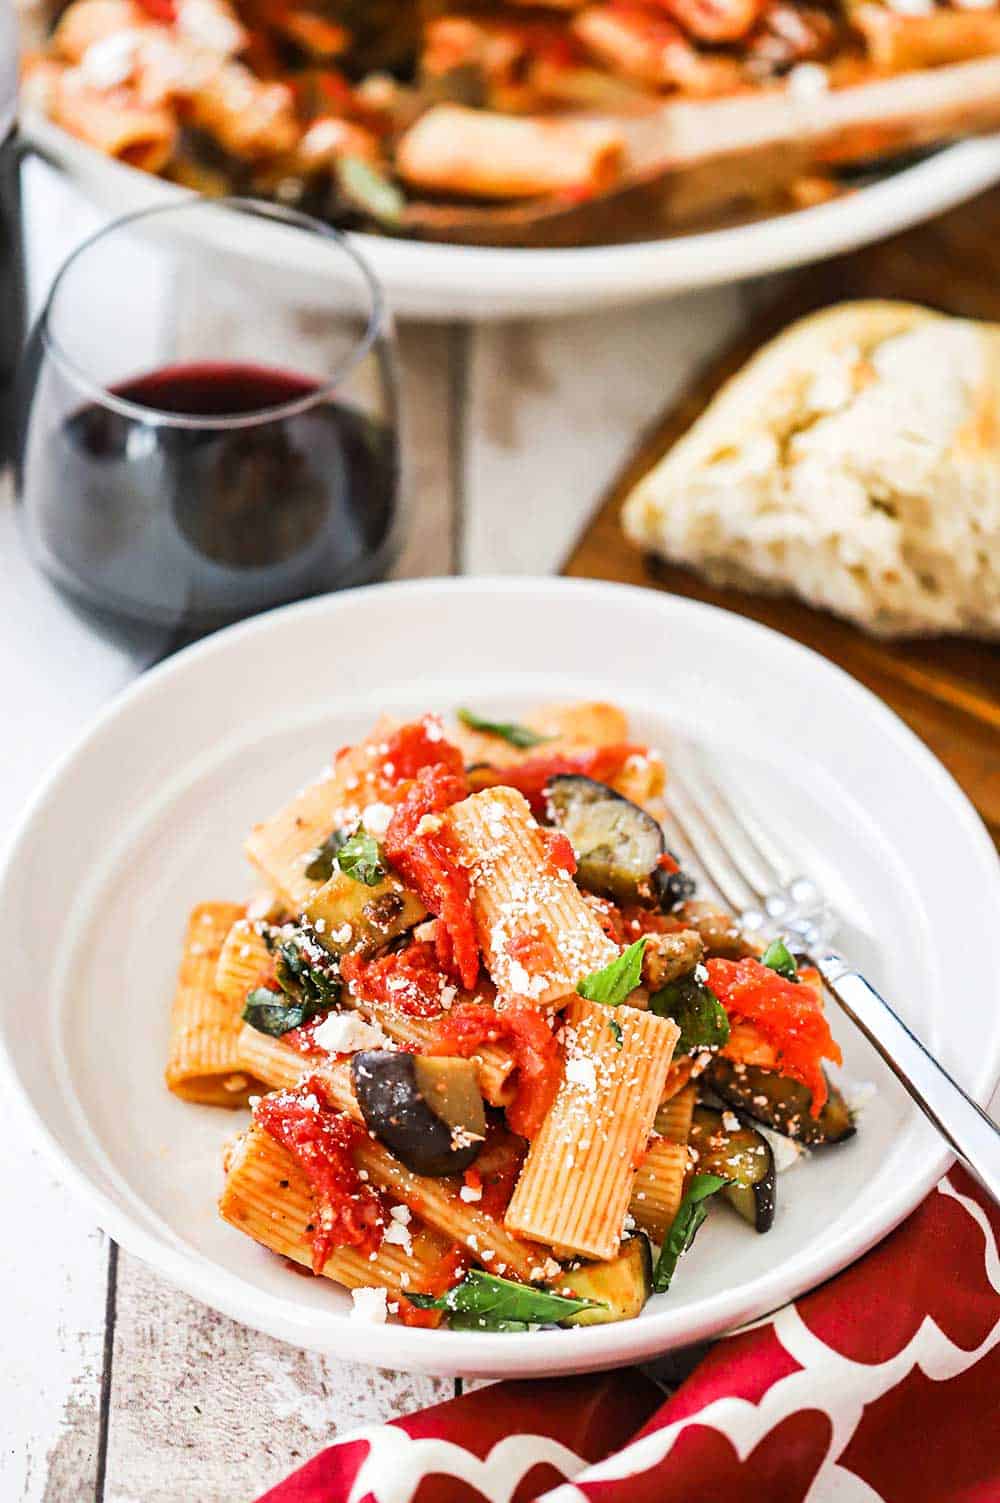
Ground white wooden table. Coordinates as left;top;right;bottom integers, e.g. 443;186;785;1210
3;165;772;1503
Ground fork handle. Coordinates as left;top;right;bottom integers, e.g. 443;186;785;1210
816;953;1000;1205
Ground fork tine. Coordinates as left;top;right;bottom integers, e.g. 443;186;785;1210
699;757;799;890
665;751;762;913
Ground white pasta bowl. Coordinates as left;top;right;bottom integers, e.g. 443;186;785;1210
1;578;998;1377
22;110;1000;319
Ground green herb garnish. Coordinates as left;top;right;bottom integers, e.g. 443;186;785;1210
608;1018;624;1050
304;828;349;883
577;938;647;1008
761;937;799;981
242;924;340;1037
407;1270;600;1330
337;156;405;224
337;827;386;887
650;973;729;1055
242;987;312;1038
458;708;551;750
652;1174;730;1293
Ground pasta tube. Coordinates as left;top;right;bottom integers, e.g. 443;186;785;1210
396;105;625;201
505;997;679;1260
445;786;618;1006
166;902;263;1107
245;717;401;911
261;1065;551;1282
654;1082;696;1143
220;1125;454;1297
630;1139;689;1244
449;700;630;771
46;69;177;173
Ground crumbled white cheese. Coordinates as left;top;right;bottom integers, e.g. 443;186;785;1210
176;0;244;54
459;1183;483;1203
389;1204;411;1225
349;1287;388;1323
721;1110;741;1134
694;962;710;984
329;923;353;946
312;1012;387;1056
786;62;829;102
565;1056;597;1093
78;32;141;90
361;802;394;838
383;1220;413;1254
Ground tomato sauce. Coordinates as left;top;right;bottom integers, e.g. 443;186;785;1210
706;957;842;1114
382;719;465;784
539;827;577;876
431;1002;562;1138
468;743;644;815
253;1076;387;1273
341;940;452;1019
384;764;480;991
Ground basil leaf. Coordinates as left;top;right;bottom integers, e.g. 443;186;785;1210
652;1173;729;1293
577;937;647;1008
458;708;550;750
650;974;729;1055
275;927;341;1007
336;156;405;225
447;1313;531;1333
608;1018;624;1050
242;987;309;1038
337;827;386;887
304;828;349;883
407;1270;600;1329
761;937;799;981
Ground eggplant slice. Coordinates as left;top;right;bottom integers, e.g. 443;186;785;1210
707;1057;856;1146
690;1105;776;1233
557;1235;654;1325
351;1051;486;1176
546;774;693;909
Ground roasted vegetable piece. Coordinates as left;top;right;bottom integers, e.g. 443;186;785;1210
547;774;686;907
351;1051;486;1176
557;1235;654;1325
304;871;425;957
690;1105;776;1233
707;1057;856;1145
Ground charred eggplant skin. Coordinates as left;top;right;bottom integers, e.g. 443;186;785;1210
557;1235;654;1325
350;1051;486;1176
546;774;691;909
690;1105;776;1233
707;1058;856;1146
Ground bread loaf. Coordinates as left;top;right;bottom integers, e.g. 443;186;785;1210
622;300;1000;637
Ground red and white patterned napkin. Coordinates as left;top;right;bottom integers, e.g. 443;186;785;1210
257;1166;999;1503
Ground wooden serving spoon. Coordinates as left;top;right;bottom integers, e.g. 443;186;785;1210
398;54;1000;248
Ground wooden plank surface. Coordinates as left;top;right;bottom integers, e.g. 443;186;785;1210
564;187;1000;849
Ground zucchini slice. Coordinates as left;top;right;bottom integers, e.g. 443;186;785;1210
556;1235;654;1325
351;1051;486;1176
546;774;692;909
690;1106;776;1233
707;1057;856;1146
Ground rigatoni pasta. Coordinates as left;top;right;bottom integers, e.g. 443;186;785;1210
445;786;618;1006
166;902;262;1107
166;702;852;1329
504;996;679;1260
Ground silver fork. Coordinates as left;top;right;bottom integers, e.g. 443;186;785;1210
664;746;1000;1204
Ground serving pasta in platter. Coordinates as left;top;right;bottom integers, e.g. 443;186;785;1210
166;701;856;1332
21;0;1000;247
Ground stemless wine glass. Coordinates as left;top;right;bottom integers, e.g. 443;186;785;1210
17;197;400;653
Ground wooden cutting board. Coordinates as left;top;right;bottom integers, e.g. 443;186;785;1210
563;185;1000;851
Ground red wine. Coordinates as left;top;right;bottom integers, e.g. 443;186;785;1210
23;359;398;636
